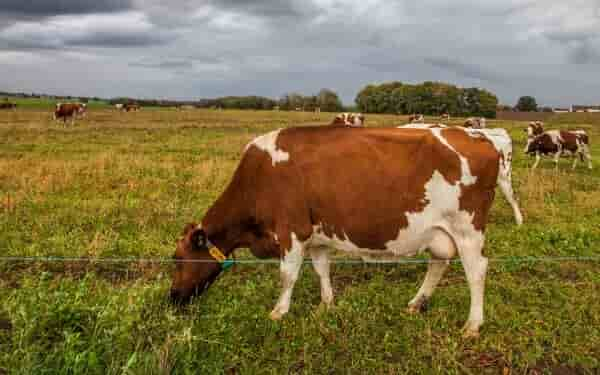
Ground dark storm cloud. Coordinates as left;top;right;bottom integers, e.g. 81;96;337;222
2;0;600;107
0;0;133;18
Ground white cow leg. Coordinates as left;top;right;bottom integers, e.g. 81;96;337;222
498;174;523;225
532;152;541;169
584;145;593;169
407;259;449;313
572;154;579;169
270;234;304;320
553;150;562;169
457;236;488;338
310;246;334;307
408;229;454;313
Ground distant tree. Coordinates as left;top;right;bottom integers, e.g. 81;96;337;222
316;89;343;112
516;96;538;112
355;81;497;117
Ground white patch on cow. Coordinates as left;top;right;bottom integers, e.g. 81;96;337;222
245;129;290;166
385;170;481;252
545;130;563;144
430;128;477;186
398;123;447;129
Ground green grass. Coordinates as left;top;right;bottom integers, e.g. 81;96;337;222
1;109;599;374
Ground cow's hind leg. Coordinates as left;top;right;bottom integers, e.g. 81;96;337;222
456;234;488;338
407;229;455;313
582;144;593;169
270;234;305;320
498;172;523;225
310;246;334;307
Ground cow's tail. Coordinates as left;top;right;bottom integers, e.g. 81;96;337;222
483;129;524;225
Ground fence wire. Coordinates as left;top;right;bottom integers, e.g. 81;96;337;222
0;255;599;265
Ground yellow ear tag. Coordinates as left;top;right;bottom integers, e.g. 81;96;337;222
209;247;227;262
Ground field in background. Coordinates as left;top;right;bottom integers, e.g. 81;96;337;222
1;109;599;374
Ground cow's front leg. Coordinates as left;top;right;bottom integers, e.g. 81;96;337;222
532;152;541;169
310;247;333;307
553;149;562;168
270;235;305;320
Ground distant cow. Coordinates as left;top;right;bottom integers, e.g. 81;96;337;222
54;103;86;124
464;117;486;129
0;102;17;110
408;114;424;123
123;104;140;112
115;104;124;111
170;126;525;338
526;129;592;169
440;113;450;121
524;121;544;152
331;113;365;127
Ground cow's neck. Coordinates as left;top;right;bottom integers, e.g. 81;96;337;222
201;186;253;256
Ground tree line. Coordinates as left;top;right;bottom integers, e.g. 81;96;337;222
354;81;498;118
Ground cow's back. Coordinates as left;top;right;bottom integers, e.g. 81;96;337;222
241;127;500;250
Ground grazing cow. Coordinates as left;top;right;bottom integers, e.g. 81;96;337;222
408;114;425;123
54;103;86;124
0;102;17;110
331;113;365;127
440;113;450;121
464;117;486;129
123;104;140;112
524;121;544;152
170;126;524;337
526;130;592;169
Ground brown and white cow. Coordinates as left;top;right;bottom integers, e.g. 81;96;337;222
526;129;592;169
408;114;425;123
123;104;141;112
464;117;486;129
524;121;544;152
170;126;524;337
331;113;364;127
54;103;86;124
0;102;17;110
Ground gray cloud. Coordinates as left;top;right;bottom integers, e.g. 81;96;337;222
1;0;600;107
0;0;133;18
424;57;503;83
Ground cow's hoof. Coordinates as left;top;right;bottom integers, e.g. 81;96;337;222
462;329;480;339
461;321;481;339
269;309;285;321
407;296;428;314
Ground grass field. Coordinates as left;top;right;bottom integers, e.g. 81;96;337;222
1;97;111;110
1;108;599;374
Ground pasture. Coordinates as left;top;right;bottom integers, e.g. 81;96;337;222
0;109;599;374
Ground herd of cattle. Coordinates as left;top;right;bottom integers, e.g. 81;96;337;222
332;113;592;170
168;111;593;338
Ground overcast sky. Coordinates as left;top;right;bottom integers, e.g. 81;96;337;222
1;0;599;106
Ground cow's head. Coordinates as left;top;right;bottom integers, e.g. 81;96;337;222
169;223;226;304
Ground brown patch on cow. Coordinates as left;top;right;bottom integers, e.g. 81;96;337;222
558;131;580;154
441;129;499;231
